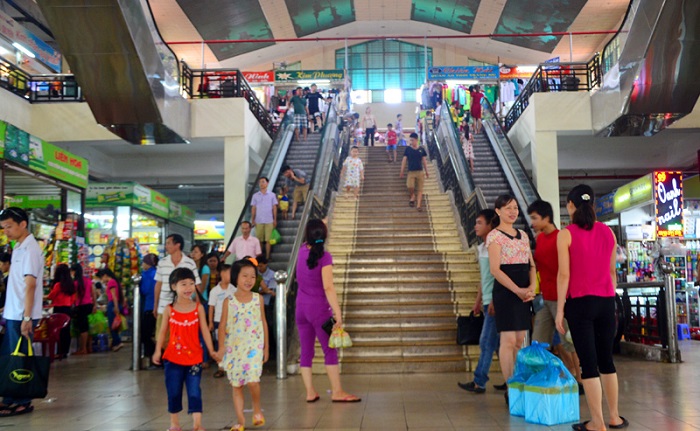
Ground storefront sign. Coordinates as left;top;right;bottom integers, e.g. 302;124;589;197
4;195;61;209
2;121;88;188
274;69;344;82
194;220;225;240
243;71;274;84
595;192;615;218
499;66;535;80
169;201;196;228
428;65;499;81
613;174;653;213
654;171;684;237
0;9;61;72
87;182;169;219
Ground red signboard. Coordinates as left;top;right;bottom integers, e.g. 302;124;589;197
654;171;684;237
243;71;274;84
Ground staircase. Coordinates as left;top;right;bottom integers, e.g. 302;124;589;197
326;146;482;373
268;133;323;271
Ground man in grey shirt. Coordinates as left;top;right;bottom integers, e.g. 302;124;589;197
281;164;309;219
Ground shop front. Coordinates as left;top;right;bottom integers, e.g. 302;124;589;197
0;119;89;291
194;220;226;254
167;201;195;253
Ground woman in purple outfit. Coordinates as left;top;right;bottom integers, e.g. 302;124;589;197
295;219;360;403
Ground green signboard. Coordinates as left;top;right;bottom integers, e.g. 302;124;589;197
86;182;170;219
169;201;196;227
613;174;653;213
274;69;344;82
1;120;88;189
4;195;61;209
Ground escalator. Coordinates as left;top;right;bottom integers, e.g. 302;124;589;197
429;100;540;242
592;0;700;136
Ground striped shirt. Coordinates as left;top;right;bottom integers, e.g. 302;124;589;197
155;254;201;314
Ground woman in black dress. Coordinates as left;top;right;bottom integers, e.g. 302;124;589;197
486;195;536;401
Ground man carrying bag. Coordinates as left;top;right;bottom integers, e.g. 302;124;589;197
0;207;44;417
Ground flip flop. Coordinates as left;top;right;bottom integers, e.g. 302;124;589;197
609;417;629;429
571;421;595;431
409;201;415;207
306;395;320;403
332;396;361;403
0;404;34;417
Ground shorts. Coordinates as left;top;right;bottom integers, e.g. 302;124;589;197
293;184;310;202
406;170;425;192
279;200;289;211
255;223;274;242
532;300;575;352
399;138;407;146
294;114;306;130
312;111;322;118
386;144;397;151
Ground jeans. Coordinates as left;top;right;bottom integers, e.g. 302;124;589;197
164;360;203;414
106;302;121;347
1;318;38;406
473;305;500;387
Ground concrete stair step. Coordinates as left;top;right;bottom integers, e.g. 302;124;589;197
341;344;464;358
338;357;467;374
343;293;452;305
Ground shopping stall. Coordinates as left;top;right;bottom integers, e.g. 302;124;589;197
167;201;195;253
193;220;226;254
0;119;89;291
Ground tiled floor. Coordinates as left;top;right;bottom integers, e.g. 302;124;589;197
2;342;700;430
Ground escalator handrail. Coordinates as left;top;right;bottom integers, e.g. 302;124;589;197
600;0;636;76
437;102;475;195
222;114;295;254
482;98;540;231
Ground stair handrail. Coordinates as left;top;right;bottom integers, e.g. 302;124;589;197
0;55;84;103
222;113;296;255
179;62;274;137
482;98;540;232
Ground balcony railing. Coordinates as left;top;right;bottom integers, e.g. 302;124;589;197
0;56;83;103
503;54;601;131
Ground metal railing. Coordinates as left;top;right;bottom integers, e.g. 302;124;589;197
0;55;83;103
618;282;666;346
503;54;601;131
180;62;274;137
601;0;636;76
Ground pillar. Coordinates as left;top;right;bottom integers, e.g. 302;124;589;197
531;131;561;226
224;136;249;260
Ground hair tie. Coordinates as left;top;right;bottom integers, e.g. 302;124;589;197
581;194;591;201
314;239;324;244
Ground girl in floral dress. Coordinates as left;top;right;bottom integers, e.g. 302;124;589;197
340;146;365;199
218;259;269;431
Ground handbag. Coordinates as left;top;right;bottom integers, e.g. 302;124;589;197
111;313;122;331
456;311;484;345
321;317;336;336
0;336;50;399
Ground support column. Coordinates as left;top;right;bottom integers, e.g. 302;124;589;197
531;131;561;226
224;136;249;253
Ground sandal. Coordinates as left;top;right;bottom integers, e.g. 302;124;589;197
230;425;244;431
571;421;594;431
213;369;226;378
0;404;34;417
609;417;629;429
252;413;265;426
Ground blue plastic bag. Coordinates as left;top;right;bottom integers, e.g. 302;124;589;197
523;360;580;426
508;341;558;418
507;377;527;417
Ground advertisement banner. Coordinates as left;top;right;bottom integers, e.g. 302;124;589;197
243;71;275;84
0;9;61;72
4;124;30;167
169;201;196;228
428;65;499;81
133;187;169;220
654;171;684;237
4;195;61;209
274;69;345;82
595;192;615;218
86;182;170;219
0;120;5;159
613;174;653;213
194;220;225;240
499;65;536;80
30;140;88;189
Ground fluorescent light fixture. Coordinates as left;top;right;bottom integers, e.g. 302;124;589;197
297;79;331;85
12;42;35;58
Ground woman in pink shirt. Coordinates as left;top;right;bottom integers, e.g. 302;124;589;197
46;264;77;358
71;264;96;355
556;185;628;431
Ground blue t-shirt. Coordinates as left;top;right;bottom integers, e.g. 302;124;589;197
200;265;211;301
140;266;157;312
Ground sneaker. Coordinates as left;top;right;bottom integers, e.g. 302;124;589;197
457;381;485;394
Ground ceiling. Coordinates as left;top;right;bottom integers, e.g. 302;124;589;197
150;0;631;70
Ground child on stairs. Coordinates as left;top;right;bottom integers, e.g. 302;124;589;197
340;146;365;199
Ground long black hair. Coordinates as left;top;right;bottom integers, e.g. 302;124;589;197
70;263;86;301
567;184;596;230
96;268;122;304
493;194;517;227
305;219;328;269
53;264;75;296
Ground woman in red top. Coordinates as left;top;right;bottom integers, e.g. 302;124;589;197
556;185;628;431
46;264;76;358
470;85;485;134
153;267;218;431
71;264;96;355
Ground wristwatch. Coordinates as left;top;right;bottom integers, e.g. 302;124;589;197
22;316;31;322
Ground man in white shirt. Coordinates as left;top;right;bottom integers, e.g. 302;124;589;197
153;234;201;337
223;221;262;262
0;207;43;417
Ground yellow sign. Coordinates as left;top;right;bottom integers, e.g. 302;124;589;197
613;174;653;213
194;221;225;240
